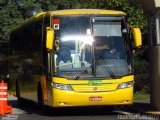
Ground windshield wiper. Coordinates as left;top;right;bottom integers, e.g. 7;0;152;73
97;61;116;79
75;74;81;80
74;69;88;80
74;61;116;80
74;62;88;80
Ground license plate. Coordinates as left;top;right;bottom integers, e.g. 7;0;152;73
89;96;102;101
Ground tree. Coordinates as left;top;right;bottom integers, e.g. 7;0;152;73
0;0;146;44
0;0;23;43
51;0;146;28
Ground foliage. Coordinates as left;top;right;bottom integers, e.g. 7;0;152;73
0;0;146;44
53;0;146;28
133;46;149;93
0;0;23;43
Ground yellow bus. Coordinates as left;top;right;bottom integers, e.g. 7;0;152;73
9;9;142;108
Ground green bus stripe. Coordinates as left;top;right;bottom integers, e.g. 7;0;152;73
69;83;114;86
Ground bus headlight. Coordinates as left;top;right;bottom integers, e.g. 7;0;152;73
117;81;134;89
52;83;73;91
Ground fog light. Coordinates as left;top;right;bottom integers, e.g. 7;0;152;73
59;102;67;105
123;100;129;103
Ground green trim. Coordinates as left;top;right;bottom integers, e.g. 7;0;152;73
75;90;115;93
69;82;115;86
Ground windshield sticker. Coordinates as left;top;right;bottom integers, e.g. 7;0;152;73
54;24;59;30
92;19;95;22
53;19;60;30
89;80;102;86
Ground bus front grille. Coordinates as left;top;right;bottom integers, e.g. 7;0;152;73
72;84;117;92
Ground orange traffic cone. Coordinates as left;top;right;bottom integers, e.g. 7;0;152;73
0;81;12;115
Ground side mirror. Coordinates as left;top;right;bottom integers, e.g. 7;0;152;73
132;27;142;48
46;27;54;51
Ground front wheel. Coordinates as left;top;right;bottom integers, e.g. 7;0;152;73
37;82;44;105
37;82;47;114
103;106;114;114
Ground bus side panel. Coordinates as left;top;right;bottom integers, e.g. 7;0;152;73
9;17;44;102
19;18;44;101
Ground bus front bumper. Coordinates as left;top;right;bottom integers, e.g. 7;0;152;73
52;87;133;107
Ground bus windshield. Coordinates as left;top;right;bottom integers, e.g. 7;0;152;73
53;16;131;79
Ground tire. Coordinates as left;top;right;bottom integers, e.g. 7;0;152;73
16;79;21;98
37;82;44;105
18;98;25;107
104;106;114;114
16;80;23;107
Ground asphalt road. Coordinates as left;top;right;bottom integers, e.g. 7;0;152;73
0;95;159;120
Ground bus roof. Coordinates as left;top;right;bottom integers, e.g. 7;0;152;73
48;9;126;15
11;9;125;32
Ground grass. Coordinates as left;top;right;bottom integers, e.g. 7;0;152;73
134;92;150;100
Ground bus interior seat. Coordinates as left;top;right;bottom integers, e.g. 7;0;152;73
57;47;72;69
